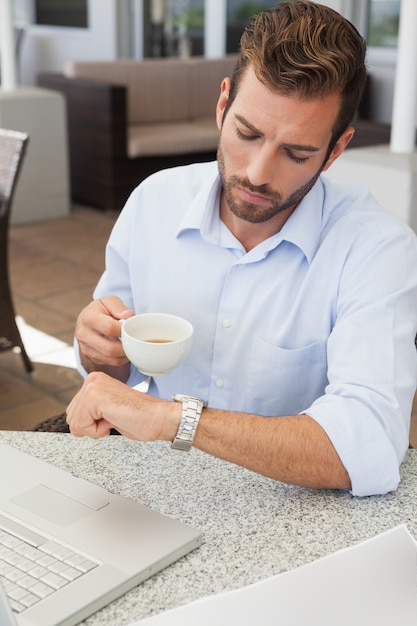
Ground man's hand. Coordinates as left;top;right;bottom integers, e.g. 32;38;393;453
75;296;134;380
66;371;181;441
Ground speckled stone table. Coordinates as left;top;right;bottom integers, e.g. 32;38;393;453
1;431;416;626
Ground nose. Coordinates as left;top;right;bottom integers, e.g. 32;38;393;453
245;145;275;188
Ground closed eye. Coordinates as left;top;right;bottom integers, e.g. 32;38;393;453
285;149;310;164
235;127;259;142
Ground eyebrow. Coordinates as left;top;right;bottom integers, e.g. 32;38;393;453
234;114;321;153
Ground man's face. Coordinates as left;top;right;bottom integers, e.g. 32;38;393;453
216;67;353;228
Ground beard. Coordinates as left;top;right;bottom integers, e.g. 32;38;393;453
217;144;324;224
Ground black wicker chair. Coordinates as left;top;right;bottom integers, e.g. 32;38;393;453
0;128;33;372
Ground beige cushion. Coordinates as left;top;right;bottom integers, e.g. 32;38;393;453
65;59;132;82
188;55;237;120
127;58;190;124
128;118;219;157
65;59;189;124
64;60;133;86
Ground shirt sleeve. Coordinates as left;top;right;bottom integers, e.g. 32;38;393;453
305;226;417;497
74;189;148;388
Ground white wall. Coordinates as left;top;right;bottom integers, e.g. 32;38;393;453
19;0;119;85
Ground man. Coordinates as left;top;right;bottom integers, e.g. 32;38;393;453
66;2;417;497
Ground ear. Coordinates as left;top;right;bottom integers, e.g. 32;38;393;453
216;78;231;130
322;126;355;172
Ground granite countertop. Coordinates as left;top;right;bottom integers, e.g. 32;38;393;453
1;431;416;626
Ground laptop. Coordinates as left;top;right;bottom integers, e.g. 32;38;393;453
0;444;202;626
0;578;17;626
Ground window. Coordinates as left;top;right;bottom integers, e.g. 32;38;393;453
35;0;88;28
226;1;271;54
367;0;400;47
144;0;204;58
226;0;296;54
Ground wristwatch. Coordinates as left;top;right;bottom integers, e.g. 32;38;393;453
171;394;208;451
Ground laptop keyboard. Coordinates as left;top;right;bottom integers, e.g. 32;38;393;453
0;525;98;614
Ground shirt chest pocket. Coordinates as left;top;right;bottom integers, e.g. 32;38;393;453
245;338;328;416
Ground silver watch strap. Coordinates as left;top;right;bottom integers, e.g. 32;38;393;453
171;395;207;451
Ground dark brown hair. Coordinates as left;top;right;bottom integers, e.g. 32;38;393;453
225;1;367;143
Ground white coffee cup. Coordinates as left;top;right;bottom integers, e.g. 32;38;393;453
121;313;193;376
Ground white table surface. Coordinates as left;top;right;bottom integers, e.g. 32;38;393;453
1;431;416;625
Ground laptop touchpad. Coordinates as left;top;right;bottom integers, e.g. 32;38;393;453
12;484;108;526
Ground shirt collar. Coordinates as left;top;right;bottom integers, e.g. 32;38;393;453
175;162;221;238
176;164;325;265
277;178;325;264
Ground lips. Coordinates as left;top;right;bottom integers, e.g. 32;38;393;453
238;185;271;205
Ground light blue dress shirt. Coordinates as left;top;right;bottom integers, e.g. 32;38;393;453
79;161;417;496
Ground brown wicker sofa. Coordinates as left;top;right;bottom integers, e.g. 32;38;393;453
38;55;238;211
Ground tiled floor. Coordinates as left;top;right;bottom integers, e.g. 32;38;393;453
0;205;118;431
1;203;417;447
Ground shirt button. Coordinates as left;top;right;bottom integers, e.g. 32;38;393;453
215;378;224;388
222;319;232;328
